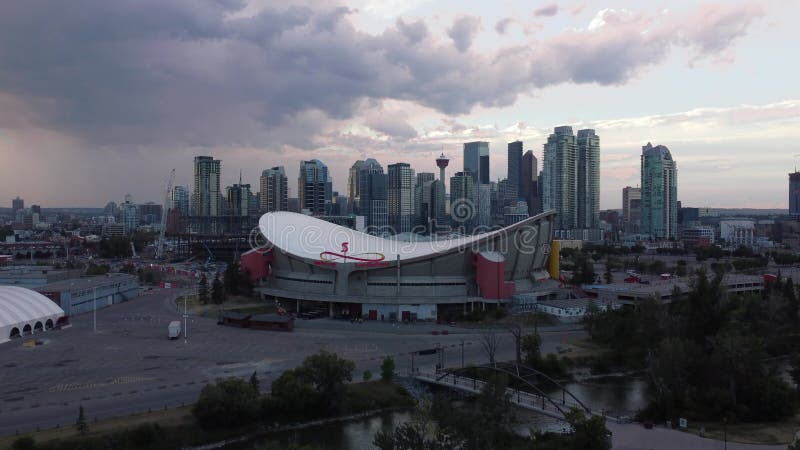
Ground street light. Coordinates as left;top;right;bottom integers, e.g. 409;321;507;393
92;287;97;333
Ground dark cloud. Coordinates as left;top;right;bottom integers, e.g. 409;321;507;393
495;17;513;34
534;4;559;17
395;18;428;44
447;16;481;52
0;1;766;153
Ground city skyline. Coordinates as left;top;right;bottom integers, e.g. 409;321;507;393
1;1;797;209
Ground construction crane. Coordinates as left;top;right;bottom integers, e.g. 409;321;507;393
156;169;175;260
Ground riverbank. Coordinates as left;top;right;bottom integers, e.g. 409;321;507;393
0;381;415;450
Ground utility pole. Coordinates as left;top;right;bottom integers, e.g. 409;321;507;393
92;287;97;333
460;339;465;368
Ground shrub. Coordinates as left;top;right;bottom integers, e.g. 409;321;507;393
381;356;395;383
192;378;259;430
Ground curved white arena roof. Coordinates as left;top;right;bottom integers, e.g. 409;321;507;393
259;211;549;263
0;286;64;343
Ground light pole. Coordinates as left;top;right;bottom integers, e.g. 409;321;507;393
460;339;465;368
92;287;97;333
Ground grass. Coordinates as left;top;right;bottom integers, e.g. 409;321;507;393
683;414;800;445
177;294;271;316
345;381;416;413
0;406;194;449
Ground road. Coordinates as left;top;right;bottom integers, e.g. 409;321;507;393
0;288;583;436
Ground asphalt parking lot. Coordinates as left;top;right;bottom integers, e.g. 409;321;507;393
0;288;584;435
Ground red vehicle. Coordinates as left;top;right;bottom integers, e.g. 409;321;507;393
624;276;640;283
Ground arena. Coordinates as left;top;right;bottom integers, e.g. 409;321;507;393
242;211;557;321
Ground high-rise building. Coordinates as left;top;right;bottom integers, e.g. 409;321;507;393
521;151;540;216
225;184;251;216
463;142;490;185
170;186;190;215
260;166;288;213
790;171;800;217
120;195;139;234
507;141;523;205
476;184;492;229
298;159;332;216
577;129;600;230
450;171;476;231
193;156;221;216
139;202;163;225
622;186;641;233
542;126;577;231
415;179;447;234
359;159;387;230
11;197;23;214
416;172;435;187
641;143;678;240
347;160;365;214
388;163;415;233
542;126;601;237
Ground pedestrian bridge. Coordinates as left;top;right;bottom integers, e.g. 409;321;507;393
414;362;623;423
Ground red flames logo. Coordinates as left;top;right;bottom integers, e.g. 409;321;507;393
319;242;385;263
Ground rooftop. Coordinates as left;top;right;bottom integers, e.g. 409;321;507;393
37;273;137;293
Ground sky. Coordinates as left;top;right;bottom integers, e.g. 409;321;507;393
1;0;798;210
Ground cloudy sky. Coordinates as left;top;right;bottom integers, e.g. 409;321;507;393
1;0;798;209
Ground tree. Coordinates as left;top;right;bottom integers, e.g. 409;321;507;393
76;405;89;436
521;332;542;366
480;330;499;366
249;371;260;393
789;353;800;390
507;322;524;364
363;369;373;381
11;436;36;450
270;351;356;416
564;408;611;450
198;275;209;304
211;274;226;305
193;378;260;429
381;356;396;383
224;261;241;296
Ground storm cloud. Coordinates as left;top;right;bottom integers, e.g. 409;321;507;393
0;0;766;152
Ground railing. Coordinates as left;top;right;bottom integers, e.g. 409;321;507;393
415;370;621;423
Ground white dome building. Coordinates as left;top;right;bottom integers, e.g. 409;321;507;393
0;286;65;344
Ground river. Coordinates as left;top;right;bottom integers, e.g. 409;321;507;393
225;375;649;450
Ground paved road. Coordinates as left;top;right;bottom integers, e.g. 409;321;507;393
608;422;787;450
0;289;583;436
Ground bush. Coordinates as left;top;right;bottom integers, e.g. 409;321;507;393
363;369;373;381
192;378;259;430
381;356;395;383
11;437;35;450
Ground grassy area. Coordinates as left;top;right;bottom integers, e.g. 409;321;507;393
345;381;416;412
683;414;800;445
0;406;197;449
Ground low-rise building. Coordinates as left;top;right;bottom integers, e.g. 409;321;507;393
37;273;139;316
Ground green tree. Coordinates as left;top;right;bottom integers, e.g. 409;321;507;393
363;369;373;381
11;436;36;450
224;261;241;296
211;274;226;304
193;378;260;429
564;408;611;450
198;275;209;304
521;332;542;366
249;371;260;392
381;356;396;383
76;405;89;436
270;351;355;417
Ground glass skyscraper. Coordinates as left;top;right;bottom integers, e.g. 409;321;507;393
463;141;490;185
641;143;677;240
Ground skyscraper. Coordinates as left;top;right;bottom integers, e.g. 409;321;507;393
260;166;288;213
388;163;415;233
542;126;601;237
225;183;251;216
577;129;600;230
11;197;23;214
436;153;449;191
298;159;332;216
542;126;577;231
170;186;190;215
347;160;365;214
790;172;800;217
120;195;139;234
463;142;490;185
359;159;387;230
622;186;641;233
641;143;678;240
507;141;523;204
450;171;475;231
193;156;221;216
416;172;435;187
521;150;540;215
